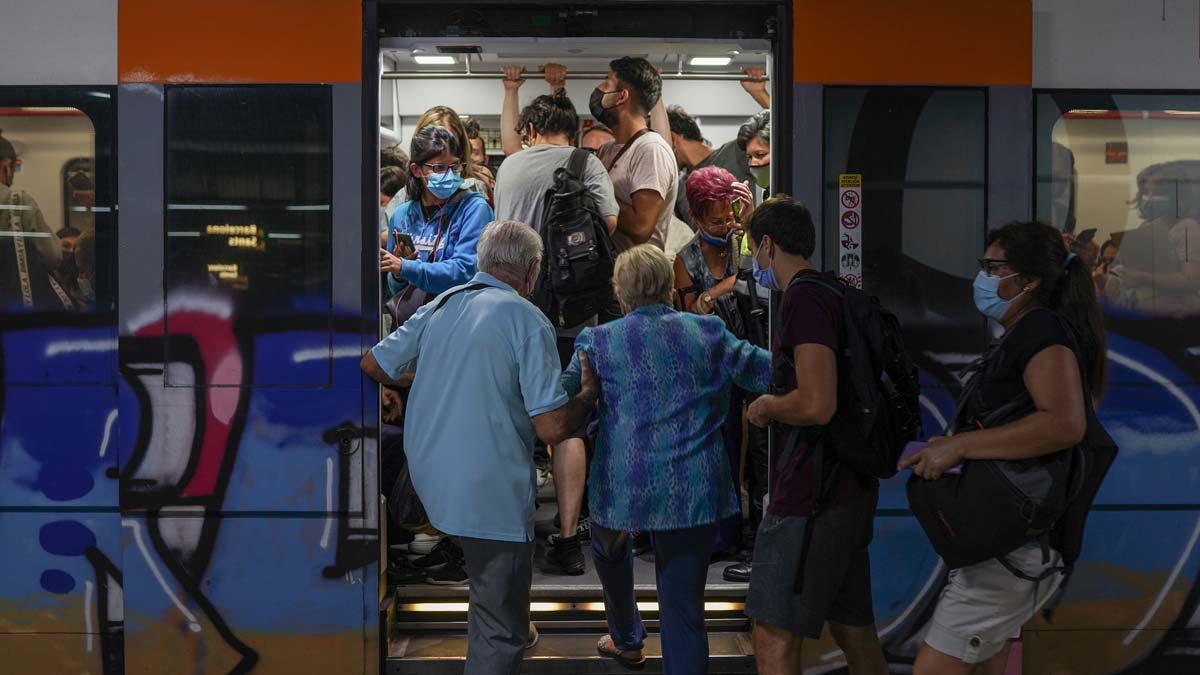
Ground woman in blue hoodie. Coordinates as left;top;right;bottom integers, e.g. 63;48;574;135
382;124;494;296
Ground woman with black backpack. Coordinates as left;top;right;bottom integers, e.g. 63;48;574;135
901;221;1108;674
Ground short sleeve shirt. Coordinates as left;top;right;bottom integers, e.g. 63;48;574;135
597;131;679;253
768;270;870;516
370;272;569;542
493;144;618;234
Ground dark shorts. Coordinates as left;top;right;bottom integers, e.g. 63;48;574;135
745;487;878;638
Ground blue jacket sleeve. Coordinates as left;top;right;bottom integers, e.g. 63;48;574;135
386;206;407;296
398;196;493;294
725;329;772;394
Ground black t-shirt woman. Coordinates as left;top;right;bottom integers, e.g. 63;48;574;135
900;221;1107;673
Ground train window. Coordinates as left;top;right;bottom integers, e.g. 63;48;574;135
0;107;99;314
164;86;333;385
823;87;988;331
1036;93;1200;323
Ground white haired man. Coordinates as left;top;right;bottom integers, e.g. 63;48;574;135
362;220;598;675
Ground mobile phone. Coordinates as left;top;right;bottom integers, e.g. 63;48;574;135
732;200;742;219
395;232;415;252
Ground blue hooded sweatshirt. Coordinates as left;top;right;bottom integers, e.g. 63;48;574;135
385;189;493;296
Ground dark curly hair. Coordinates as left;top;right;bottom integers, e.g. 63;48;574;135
610;56;661;113
667;105;703;142
516;92;579;139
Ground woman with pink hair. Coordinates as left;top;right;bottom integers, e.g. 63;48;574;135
674;165;754;558
674;166;752;326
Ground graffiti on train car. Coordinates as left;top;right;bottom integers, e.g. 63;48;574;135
0;293;376;675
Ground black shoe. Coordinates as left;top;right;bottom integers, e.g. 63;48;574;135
551;514;592;541
425;562;468;585
723;561;752;583
411;537;462;571
541;534;586;575
630;532;652;557
387;557;426;586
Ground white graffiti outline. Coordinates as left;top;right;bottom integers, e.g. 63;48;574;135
122;519;202;632
98;409;117;458
1109;348;1200;646
84;580;94;653
320;457;334;550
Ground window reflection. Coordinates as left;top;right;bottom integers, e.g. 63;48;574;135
1037;97;1200;319
0;107;97;313
823;87;987;328
164;86;332;316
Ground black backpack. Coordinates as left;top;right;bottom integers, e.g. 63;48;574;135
781;274;922;482
534;148;616;328
907;310;1117;588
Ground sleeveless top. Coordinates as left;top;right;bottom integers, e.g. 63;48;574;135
678;234;744;338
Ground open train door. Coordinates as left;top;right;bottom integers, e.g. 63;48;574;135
369;2;792;672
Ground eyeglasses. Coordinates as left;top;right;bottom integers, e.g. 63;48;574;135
422;162;463;174
977;258;1011;275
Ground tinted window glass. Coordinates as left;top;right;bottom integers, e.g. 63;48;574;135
165;86;332;385
824;87;987;331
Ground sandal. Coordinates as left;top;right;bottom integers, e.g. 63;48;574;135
597;634;646;670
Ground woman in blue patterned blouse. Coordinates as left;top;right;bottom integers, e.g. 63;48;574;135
562;245;771;673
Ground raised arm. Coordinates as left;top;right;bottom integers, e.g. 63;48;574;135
740;67;771;109
501;66;526;156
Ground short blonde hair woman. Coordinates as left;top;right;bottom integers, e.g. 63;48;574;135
560;244;771;673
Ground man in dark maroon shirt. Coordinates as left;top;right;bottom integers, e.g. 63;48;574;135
743;196;887;675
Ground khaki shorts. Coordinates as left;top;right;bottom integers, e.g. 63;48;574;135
925;541;1064;664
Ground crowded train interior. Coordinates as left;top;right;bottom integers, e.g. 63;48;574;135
378;35;777;669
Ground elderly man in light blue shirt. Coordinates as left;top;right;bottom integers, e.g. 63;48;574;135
362;219;597;675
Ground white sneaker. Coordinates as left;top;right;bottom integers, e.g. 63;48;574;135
390;533;442;556
536;466;551;489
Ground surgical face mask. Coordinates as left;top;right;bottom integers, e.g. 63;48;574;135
589;87;621;128
752;242;779;291
972;271;1022;322
699;229;734;248
426;169;464;200
751;163;770;190
77;277;95;303
1140;194;1175;222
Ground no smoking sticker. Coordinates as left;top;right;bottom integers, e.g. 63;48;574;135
840;211;860;229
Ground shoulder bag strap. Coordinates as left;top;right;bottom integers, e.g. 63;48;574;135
604;128;651;172
567;147;590;178
10;191;33;309
430;282;491;314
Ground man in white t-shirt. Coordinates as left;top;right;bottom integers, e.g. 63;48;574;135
590;57;678;254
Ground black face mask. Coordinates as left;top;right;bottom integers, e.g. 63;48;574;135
589;87;620;128
59;254;77;278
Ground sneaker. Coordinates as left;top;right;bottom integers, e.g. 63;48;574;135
392;533;442;556
723;560;752;583
541;534;586;575
410;537;462;571
424;562;468;585
536;466;551;489
526;621;539;650
386;556;426;586
551;514;591;541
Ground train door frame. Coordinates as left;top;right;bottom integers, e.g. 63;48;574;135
362;0;792;667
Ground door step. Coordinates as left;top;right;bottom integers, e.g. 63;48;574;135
387;631;756;674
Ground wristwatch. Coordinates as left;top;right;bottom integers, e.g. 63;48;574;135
702;294;713;312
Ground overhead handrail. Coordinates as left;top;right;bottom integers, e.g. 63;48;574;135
382;71;767;82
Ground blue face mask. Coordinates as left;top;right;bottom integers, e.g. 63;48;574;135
699;229;734;248
77;278;95;304
426;170;464;200
972;271;1022;322
752;243;779;291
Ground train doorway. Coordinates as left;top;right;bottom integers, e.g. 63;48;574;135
370;2;791;672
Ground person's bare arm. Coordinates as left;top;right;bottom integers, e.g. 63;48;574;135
603;215;618;235
501;66;526;156
747;344;836;427
740;67;771;109
360;350;409;387
616;189;664;245
901;346;1087;479
674;255;701;312
532;353;599;445
650;96;670;138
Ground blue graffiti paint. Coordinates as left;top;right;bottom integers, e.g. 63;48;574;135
39;569;76;594
36;465;94;502
39;520;96;556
